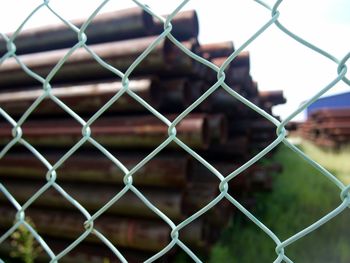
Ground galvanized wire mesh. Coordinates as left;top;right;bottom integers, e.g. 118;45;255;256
0;0;349;262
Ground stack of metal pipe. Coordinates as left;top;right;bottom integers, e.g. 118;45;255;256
0;7;285;262
299;108;350;148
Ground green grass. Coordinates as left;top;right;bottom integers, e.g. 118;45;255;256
209;142;350;263
301;140;350;184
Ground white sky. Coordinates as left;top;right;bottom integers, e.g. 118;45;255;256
0;0;349;121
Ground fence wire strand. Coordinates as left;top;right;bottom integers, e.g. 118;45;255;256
0;0;349;262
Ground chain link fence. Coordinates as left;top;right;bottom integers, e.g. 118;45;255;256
0;0;349;262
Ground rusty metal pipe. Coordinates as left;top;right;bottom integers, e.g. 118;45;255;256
210;56;250;86
155;78;194;111
0;206;206;252
0;206;169;252
310;108;350;119
204;88;243;113
153;10;199;41
227;119;276;138
0;179;236;221
183;182;234;227
0;37;201;88
0;238;155;263
201;41;234;59
0;78;160;115
0;77;206;115
231;51;250;68
0;153;190;187
0;7;154;56
210;52;250;70
189;162;276;201
208;56;253;99
207;114;228;144
204;136;249;159
229;66;250;85
0;114;210;149
259;90;286;106
0;181;184;219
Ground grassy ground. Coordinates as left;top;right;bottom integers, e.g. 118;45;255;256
301;141;350;185
208;141;350;263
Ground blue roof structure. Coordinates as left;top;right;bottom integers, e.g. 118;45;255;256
307;91;350;116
